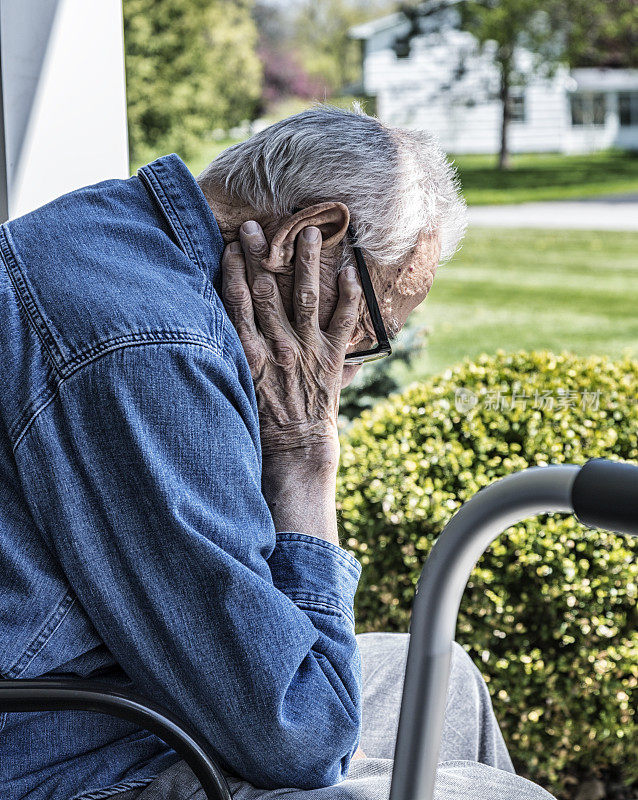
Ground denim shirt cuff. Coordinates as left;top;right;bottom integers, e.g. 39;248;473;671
268;532;362;626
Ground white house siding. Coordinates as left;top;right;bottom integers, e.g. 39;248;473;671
563;110;620;154
563;69;638;153
616;125;638;150
508;80;571;153
353;10;638;154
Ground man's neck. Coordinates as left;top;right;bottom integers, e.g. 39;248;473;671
198;179;268;245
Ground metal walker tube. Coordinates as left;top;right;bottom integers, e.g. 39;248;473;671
389;465;581;800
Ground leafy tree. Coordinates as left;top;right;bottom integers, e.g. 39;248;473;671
457;0;565;170
397;0;637;170
257;47;327;109
253;1;327;110
559;0;638;69
292;0;395;95
123;0;262;165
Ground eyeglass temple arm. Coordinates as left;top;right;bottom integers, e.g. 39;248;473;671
289;207;390;357
348;229;390;350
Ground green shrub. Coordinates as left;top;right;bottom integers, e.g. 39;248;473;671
336;350;637;797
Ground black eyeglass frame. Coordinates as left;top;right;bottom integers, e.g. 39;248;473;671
291;208;392;364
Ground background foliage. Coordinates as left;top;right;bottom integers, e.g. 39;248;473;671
290;0;389;94
123;0;637;171
122;0;391;165
560;0;638;69
336;350;637;797
123;0;262;165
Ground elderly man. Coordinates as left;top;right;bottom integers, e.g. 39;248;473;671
0;105;554;800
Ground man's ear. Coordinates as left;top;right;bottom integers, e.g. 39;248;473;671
261;202;350;273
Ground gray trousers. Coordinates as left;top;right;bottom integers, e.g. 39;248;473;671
111;633;557;800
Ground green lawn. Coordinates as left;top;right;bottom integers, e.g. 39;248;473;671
453;151;638;205
392;227;638;383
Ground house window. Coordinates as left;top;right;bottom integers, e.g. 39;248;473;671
570;92;607;126
509;92;526;122
618;92;638;126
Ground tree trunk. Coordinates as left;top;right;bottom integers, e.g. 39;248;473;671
498;56;512;170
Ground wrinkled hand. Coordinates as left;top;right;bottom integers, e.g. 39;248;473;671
221;220;362;462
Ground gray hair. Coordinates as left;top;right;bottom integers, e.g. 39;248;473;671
198;102;466;280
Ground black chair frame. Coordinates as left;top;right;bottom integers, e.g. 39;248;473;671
0;678;232;800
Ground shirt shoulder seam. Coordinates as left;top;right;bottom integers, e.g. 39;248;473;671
0;224;66;377
137;165;203;273
12;336;226;454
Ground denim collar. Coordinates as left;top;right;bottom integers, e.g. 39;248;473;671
137;153;225;296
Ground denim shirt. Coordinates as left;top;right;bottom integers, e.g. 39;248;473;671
0;154;363;800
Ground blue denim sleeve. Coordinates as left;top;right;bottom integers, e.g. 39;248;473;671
14;341;363;790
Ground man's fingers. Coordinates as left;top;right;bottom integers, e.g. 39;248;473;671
221;242;266;370
293;226;321;343
326;265;363;353
221;242;257;334
240;221;293;345
239;221;270;289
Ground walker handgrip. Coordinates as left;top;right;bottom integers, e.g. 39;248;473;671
572;458;638;537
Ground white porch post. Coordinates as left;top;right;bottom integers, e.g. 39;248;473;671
0;0;128;223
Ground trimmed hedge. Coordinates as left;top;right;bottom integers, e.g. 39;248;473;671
336;351;637;797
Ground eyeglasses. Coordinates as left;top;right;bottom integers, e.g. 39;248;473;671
292;208;392;365
344;225;393;363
